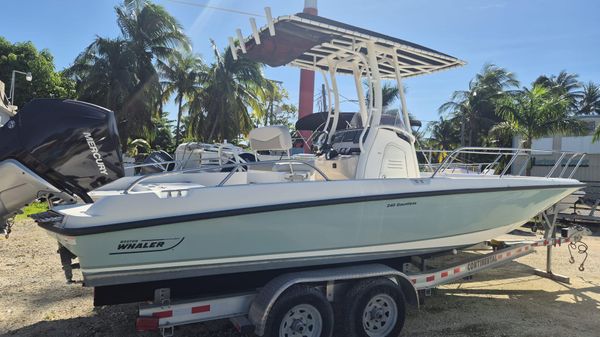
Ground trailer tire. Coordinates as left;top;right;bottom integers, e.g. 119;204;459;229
338;278;406;337
262;285;334;337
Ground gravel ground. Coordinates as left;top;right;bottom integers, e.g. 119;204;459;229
1;220;599;337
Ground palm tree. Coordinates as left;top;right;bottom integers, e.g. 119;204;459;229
439;64;519;147
141;110;175;151
115;0;191;121
186;41;268;142
534;71;582;113
364;81;401;110
578;81;600;115
492;84;586;175
67;0;190;149
67;38;142;146
159;51;205;146
425;117;461;162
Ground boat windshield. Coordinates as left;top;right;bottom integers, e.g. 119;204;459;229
381;108;406;129
348;110;406;129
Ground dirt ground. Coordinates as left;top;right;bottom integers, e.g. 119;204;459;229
1;220;599;337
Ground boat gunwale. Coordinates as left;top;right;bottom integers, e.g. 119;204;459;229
38;183;584;237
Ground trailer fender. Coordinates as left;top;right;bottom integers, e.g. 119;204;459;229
247;263;418;336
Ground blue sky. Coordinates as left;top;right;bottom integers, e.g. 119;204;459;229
3;0;599;127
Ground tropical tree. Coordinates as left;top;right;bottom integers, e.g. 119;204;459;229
252;80;297;128
67;0;189;149
0;37;75;108
186;41;269;142
159;51;205;146
425;116;461;162
67;37;142;145
142;111;175;151
364;81;401;110
116;0;190;112
534;71;582;113
578;81;600;115
439;64;519;147
492;84;586;175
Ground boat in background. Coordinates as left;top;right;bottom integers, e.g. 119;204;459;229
0;11;585;297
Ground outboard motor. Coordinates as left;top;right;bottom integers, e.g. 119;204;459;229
0;99;124;237
140;150;175;175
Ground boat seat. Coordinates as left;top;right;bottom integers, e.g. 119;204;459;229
249;125;293;152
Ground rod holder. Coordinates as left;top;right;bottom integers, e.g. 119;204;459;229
236;29;247;53
250;18;261;45
265;7;275;36
228;37;238;60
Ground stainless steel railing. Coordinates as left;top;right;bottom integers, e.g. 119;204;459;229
429;147;586;179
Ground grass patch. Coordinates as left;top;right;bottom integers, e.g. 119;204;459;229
15;202;48;220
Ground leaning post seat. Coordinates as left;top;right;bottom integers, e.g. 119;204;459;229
248;125;293;152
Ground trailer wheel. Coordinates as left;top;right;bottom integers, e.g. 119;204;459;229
339;278;406;337
263;285;334;337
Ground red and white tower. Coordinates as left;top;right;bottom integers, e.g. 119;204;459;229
297;0;317;152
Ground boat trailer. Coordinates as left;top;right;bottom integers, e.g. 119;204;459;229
135;221;591;337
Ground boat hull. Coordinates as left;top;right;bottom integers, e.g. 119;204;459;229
43;180;581;286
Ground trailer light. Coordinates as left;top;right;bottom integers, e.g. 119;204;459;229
136;317;159;331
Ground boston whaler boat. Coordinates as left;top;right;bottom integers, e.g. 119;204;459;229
0;11;585;307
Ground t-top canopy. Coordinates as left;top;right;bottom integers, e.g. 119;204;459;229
238;12;465;78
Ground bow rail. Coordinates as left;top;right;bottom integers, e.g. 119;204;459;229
428;147;586;179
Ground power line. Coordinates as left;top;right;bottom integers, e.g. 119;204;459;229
165;0;264;17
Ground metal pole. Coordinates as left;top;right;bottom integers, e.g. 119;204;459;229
297;0;318;152
9;70;16;106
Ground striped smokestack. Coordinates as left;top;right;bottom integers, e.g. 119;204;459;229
297;0;317;152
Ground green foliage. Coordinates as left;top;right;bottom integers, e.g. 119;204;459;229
424;116;461;162
534;71;582;113
148;111;175;151
66;0;189;150
252;80;298;129
579;82;600;115
15;202;48;220
186;41;272;143
0;37;75;108
126;138;151;157
64;1;283;150
492;84;586;148
438;64;519;148
159;51;205;146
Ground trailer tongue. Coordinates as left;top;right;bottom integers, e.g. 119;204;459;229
0;99;124;237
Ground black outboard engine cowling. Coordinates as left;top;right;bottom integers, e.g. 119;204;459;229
0;99;124;206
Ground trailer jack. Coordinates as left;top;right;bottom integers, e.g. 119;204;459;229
1;215;15;239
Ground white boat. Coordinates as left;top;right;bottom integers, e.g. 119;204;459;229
1;12;585;291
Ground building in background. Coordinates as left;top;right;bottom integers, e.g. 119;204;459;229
513;115;600;199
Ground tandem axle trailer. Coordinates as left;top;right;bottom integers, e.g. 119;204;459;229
134;225;590;337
